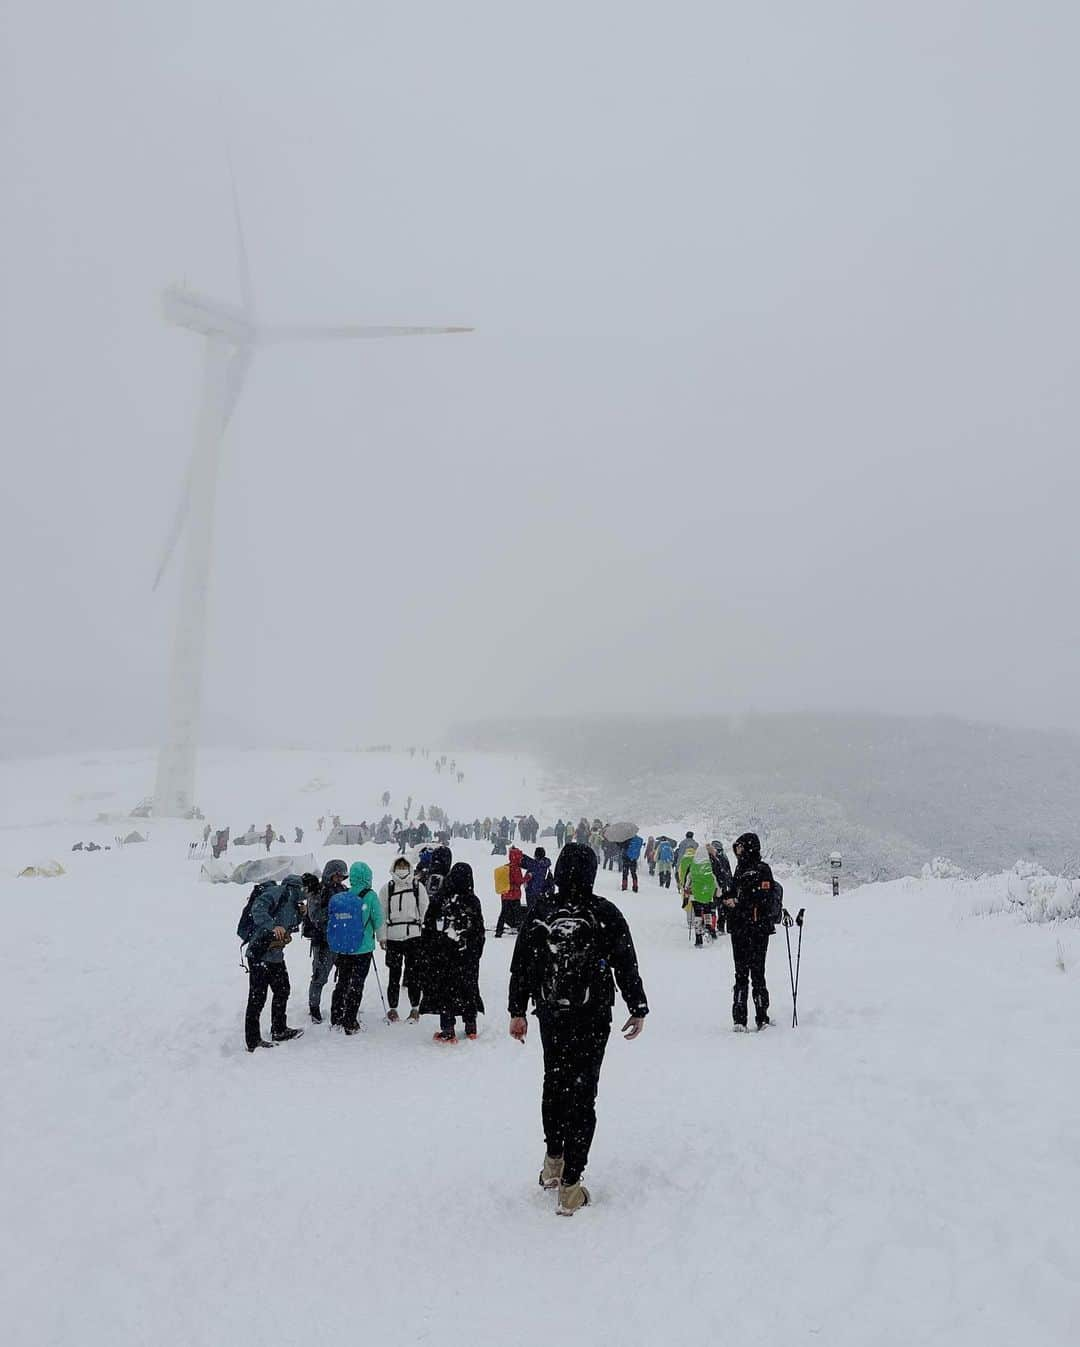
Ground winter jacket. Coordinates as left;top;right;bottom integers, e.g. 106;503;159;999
709;842;733;899
506;846;524;899
677;846;698;893
249;877;306;965
728;834;778;935
624;835;644;863
420;863;485;1016
303;858;348;942
656;840;674;867
520;853;552;905
326;862;385;955
508;843;649;1021
380;861;429;943
675;836;697;868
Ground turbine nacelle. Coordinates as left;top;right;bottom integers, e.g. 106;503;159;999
162;285;255;346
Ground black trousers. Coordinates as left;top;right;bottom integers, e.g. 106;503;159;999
495;898;523;936
658;868;672;888
331;952;372;1028
730;927;770;1025
621;858;638;888
246;960;290;1048
538;1014;612;1185
385;938;423;1010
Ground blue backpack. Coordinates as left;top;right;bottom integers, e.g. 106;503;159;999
624;835;644;862
657;841;674;865
326;888;373;955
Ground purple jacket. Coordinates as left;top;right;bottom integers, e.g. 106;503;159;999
520;854;552;904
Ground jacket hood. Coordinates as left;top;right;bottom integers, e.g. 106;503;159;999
442;862;475;897
322;859;348;884
389;857;414;881
554;842;598;898
430;846;453;877
733;832;761;861
348;860;374;894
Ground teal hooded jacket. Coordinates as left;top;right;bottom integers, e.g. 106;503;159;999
347;860;385;954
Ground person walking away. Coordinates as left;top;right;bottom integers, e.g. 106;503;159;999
644;837;656;877
495;844;526;937
380;856;428;1023
723;832;779;1030
686;846;719;947
263;824;274;854
420;862;486;1043
677;838;698;928
242;877;307;1051
555;820;566;850
621;834;643;892
520;846;553;912
655;838;674;889
708;839;734;936
508;842;648;1215
294;826;304;845
675;831;697;870
327;861;385;1034
305;860;347;1022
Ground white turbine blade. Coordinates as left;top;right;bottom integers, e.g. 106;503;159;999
225;145;256;317
259;323;472;345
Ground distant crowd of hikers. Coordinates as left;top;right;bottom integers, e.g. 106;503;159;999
238;819;787;1215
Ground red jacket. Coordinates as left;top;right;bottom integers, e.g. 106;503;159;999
506;847;524;898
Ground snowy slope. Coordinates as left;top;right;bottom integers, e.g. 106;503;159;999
2;751;1079;1347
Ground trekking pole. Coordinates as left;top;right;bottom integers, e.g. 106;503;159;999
792;909;805;1027
371;954;389;1022
782;909;797;1027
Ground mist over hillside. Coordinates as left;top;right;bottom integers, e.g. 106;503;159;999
453;712;1080;881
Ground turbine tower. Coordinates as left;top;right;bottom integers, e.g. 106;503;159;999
152;176;470;817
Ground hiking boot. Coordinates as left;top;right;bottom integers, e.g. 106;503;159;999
756;1017;772;1031
309;1007;322;1024
386;1009;400;1023
247;1039;274;1052
432;1031;458;1045
343;1024;362;1036
464;1023;478;1040
733;1023;748;1033
556;1180;590;1216
539;1154;565;1190
271;1027;304;1043
407;1007;421;1023
694;934;704;947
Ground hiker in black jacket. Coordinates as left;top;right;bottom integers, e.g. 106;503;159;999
724;832;778;1031
508;842;648;1216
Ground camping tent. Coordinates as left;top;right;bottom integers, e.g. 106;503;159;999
229;853;317;886
123;831;147;845
324;824;368;846
19;860;66;878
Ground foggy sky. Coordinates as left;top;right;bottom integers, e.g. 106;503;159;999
3;1;1078;753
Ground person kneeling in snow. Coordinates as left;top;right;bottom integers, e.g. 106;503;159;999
508;842;649;1215
420;863;485;1043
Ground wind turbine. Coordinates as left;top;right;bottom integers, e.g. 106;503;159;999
152;173;470;818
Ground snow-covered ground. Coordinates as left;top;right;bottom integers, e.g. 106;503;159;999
2;750;1078;1346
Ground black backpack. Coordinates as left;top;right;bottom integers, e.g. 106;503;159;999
763;877;784;925
535;901;605;1010
237;881;279;945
